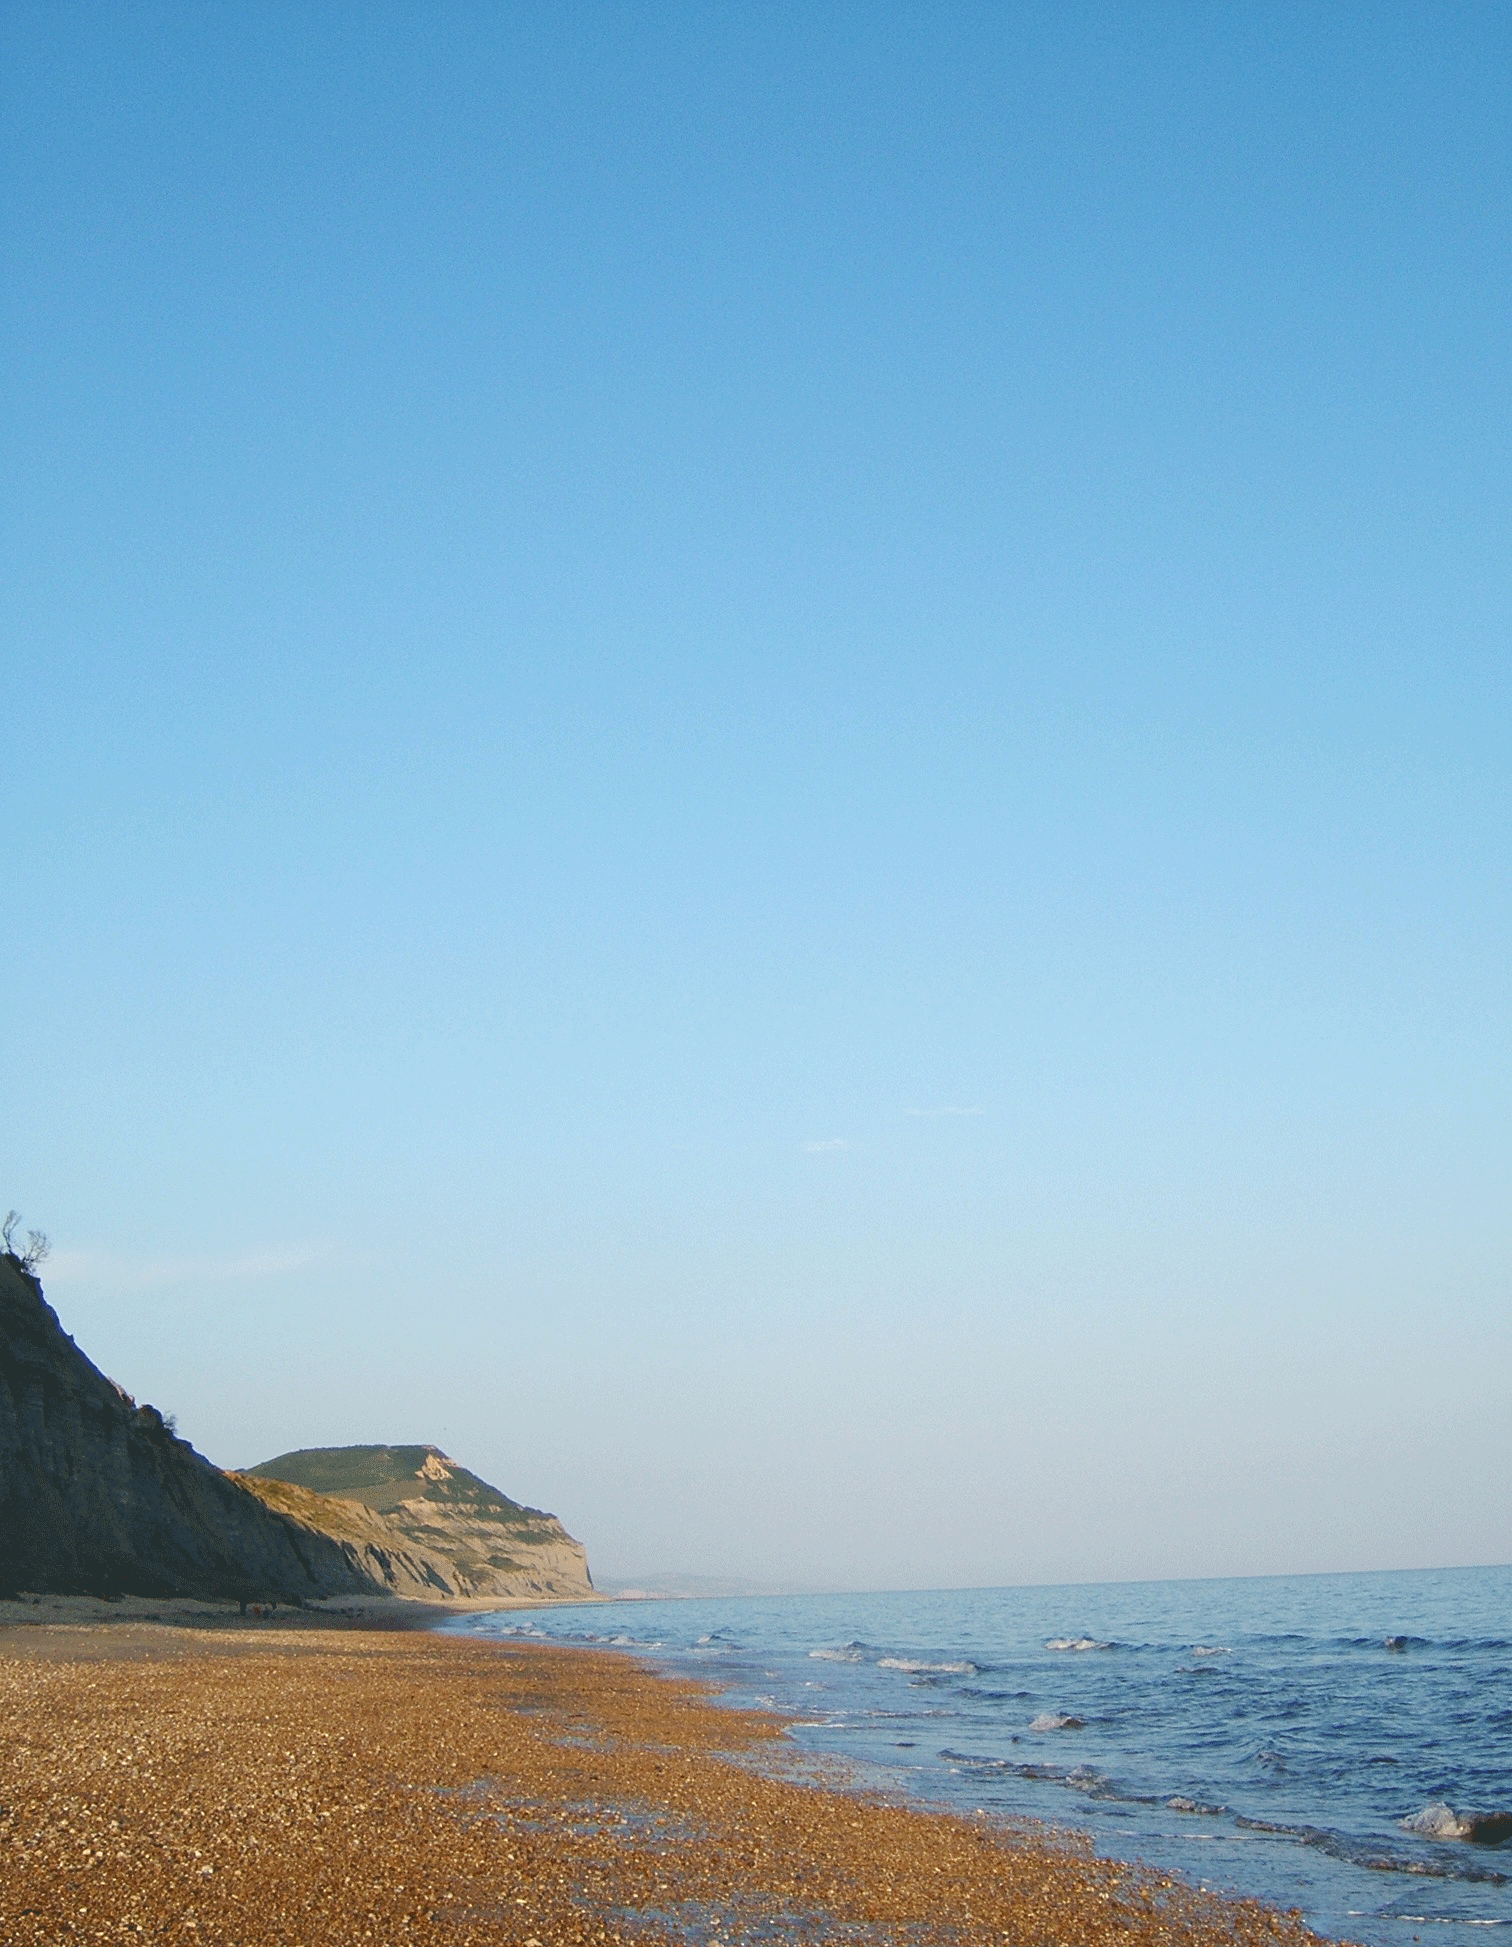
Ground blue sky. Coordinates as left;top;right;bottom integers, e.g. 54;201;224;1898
3;4;1508;1588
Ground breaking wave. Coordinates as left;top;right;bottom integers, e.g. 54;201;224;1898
1234;1815;1508;1884
877;1657;976;1675
939;1749;1120;1799
1403;1805;1512;1848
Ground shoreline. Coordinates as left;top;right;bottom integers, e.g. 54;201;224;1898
0;1614;1337;1947
0;1587;608;1641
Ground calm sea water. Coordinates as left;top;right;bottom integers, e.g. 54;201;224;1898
448;1567;1511;1947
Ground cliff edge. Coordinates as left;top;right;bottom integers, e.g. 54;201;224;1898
0;1254;375;1601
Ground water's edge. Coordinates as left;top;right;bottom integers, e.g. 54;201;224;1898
446;1568;1512;1947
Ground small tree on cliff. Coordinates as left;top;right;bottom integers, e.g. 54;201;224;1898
2;1209;50;1273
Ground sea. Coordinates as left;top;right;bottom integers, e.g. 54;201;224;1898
446;1566;1512;1947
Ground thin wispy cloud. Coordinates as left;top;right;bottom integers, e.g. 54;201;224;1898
803;1139;850;1152
907;1105;986;1118
44;1240;358;1292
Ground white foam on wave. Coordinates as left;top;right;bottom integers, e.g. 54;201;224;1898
1046;1636;1112;1652
1402;1804;1512;1846
878;1657;977;1675
1404;1804;1473;1840
1191;1645;1230;1657
810;1646;865;1662
1368;1921;1511;1930
1030;1712;1083;1732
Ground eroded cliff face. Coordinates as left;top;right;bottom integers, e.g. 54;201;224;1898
239;1447;595;1601
225;1474;461;1598
0;1256;375;1601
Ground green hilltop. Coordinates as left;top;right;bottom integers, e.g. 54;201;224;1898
243;1444;549;1525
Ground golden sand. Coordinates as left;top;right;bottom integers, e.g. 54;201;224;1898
0;1622;1332;1946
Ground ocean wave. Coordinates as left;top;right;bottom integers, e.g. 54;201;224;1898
1025;1762;1123;1799
1045;1636;1113;1652
1168;1796;1227;1816
877;1657;977;1675
1191;1645;1230;1657
1403;1805;1512;1848
940;1750;1126;1802
1029;1712;1084;1732
1365;1919;1512;1929
1235;1816;1508;1884
809;1642;868;1663
553;1628;664;1649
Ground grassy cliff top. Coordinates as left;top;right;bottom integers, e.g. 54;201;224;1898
242;1445;548;1521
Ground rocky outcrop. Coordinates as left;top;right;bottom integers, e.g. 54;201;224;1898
0;1255;376;1601
239;1446;595;1601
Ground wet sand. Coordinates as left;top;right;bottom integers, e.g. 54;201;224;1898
0;1622;1333;1946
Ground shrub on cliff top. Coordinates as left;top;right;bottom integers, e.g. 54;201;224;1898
2;1208;51;1273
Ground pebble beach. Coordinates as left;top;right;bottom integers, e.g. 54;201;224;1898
0;1615;1333;1947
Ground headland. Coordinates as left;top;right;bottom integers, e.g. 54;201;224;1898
0;1250;595;1607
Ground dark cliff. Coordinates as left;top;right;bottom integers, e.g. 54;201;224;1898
0;1253;376;1601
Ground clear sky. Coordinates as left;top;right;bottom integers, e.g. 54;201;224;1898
3;3;1508;1590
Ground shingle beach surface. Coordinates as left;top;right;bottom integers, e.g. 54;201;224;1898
0;1621;1337;1947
